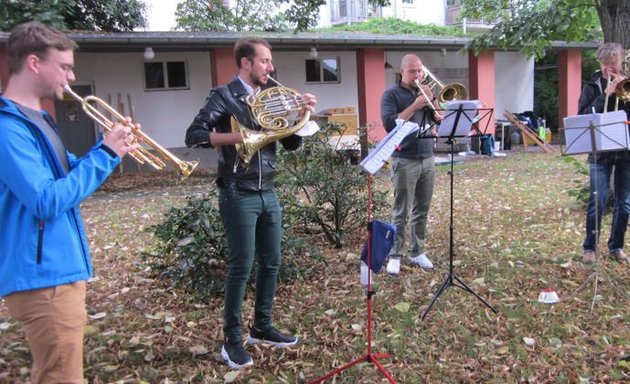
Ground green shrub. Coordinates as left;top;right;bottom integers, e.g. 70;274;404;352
141;191;320;298
276;123;390;248
561;156;589;208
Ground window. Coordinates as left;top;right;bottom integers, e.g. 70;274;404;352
305;57;340;84
143;60;188;90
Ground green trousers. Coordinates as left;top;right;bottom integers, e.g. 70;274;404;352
219;188;282;343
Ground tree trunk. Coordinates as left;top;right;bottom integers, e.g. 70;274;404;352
597;0;630;47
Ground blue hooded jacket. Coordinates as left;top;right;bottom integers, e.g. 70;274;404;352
0;96;120;297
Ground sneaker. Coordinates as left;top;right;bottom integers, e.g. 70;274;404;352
609;249;630;263
221;342;253;370
582;250;596;264
409;253;433;269
247;326;298;348
386;256;401;275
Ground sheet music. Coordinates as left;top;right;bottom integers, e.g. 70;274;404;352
437;100;482;137
563;110;629;154
360;119;419;174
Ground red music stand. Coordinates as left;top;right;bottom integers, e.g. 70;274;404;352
308;175;396;384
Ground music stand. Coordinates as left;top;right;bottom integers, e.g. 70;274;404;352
562;110;630;311
421;102;498;320
307;175;396;384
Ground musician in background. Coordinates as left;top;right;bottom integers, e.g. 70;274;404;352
578;42;630;264
185;37;316;370
380;54;442;275
0;22;137;383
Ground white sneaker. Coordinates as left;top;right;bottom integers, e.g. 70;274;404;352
409;253;433;269
386;257;401;275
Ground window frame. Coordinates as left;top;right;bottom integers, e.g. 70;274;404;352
305;56;341;84
142;59;190;91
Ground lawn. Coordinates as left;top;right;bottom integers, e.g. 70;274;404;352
1;150;629;383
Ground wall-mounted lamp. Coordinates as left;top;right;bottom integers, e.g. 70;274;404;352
440;48;447;57
309;47;318;58
384;51;393;69
144;47;155;60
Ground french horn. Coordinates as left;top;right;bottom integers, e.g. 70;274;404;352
231;75;310;165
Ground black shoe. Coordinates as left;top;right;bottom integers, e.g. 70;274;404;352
221;342;253;370
247;326;298;348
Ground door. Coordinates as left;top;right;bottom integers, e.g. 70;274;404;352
54;84;97;158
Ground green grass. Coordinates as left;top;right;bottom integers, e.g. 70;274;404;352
2;151;630;382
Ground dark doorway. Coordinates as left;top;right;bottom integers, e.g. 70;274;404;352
55;84;97;157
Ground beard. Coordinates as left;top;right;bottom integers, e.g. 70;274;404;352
251;73;268;88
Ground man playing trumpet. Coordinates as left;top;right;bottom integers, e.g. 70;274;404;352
380;54;443;275
0;21;139;383
185;37;316;370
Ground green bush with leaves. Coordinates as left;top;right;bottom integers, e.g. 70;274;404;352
276;123;390;248
142;191;320;298
561;156;589;208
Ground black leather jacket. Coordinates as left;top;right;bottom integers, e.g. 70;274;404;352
185;76;301;191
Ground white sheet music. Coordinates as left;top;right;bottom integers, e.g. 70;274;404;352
360;119;420;174
563;110;629;154
437;100;481;137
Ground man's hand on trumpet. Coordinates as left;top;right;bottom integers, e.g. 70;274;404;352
102;118;141;158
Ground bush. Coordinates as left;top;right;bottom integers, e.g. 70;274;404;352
276;123;390;248
142;191;320;298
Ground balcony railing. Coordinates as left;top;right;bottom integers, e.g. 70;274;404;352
330;0;382;25
446;5;495;30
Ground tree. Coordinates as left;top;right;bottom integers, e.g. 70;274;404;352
174;0;290;32
0;0;147;32
459;0;618;58
174;0;326;32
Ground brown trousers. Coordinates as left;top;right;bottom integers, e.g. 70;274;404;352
5;281;87;384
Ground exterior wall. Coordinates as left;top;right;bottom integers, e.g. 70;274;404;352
495;51;534;117
272;50;360;115
319;0;446;27
381;0;445;25
74;52;212;149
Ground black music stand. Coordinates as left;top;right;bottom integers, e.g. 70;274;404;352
421;103;498;320
563;111;630;311
308;175;396;384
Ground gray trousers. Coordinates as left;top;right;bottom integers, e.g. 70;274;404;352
389;155;436;258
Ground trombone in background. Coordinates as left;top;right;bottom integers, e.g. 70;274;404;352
64;86;198;180
419;64;467;108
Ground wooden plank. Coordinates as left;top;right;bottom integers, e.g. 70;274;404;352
503;111;556;153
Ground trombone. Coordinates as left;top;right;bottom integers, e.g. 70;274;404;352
421;64;467;106
64;86;198;180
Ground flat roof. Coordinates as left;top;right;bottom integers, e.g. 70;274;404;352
0;30;600;53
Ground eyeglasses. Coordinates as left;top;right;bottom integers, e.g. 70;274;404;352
38;56;75;73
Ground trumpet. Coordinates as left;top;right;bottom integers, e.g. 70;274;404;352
64;86;198;180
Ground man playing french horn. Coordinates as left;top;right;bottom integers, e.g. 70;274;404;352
185;37;316;370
